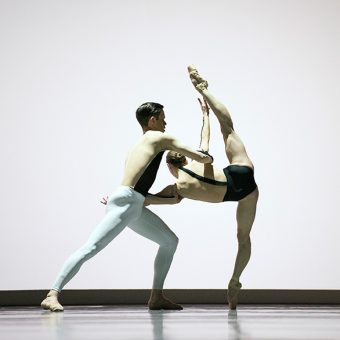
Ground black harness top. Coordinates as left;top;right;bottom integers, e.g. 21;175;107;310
179;166;227;186
133;151;165;196
179;164;257;202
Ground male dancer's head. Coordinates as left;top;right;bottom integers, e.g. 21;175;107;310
136;102;167;133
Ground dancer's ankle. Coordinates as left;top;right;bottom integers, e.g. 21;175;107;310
150;289;163;298
47;289;59;297
228;278;242;290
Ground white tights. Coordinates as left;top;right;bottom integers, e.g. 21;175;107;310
52;186;179;292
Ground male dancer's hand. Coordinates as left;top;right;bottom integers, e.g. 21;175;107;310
100;196;109;205
167;193;183;204
172;186;183;204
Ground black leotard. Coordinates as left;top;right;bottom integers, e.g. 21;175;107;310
222;165;257;201
134;151;164;197
179;164;257;202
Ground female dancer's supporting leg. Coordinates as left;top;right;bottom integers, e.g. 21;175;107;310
188;65;259;309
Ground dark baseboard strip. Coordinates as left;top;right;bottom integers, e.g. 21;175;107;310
1;289;340;307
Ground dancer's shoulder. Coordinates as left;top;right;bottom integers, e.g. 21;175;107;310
144;130;164;139
144;131;173;143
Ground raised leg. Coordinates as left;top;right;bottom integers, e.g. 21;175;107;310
188;65;253;168
128;207;183;310
228;188;259;309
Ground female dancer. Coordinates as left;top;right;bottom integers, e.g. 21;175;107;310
102;66;259;309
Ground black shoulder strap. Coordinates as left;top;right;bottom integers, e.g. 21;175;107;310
179;167;227;186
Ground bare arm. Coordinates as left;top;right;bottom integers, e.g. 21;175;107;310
161;133;213;163
144;184;183;206
100;189;182;207
198;98;210;152
144;195;182;206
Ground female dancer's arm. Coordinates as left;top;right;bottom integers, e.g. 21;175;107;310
198;98;210;152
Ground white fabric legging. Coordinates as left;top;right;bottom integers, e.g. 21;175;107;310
52;186;179;292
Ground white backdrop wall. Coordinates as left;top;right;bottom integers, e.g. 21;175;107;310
1;0;340;290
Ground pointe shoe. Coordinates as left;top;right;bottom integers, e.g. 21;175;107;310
148;297;183;310
41;296;64;312
187;65;208;91
227;280;242;310
187;64;197;73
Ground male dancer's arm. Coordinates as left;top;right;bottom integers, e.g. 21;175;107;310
144;184;182;206
161;133;213;163
100;187;182;207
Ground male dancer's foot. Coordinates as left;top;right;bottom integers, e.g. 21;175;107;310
187;65;208;92
227;279;242;310
148;289;183;310
41;290;64;312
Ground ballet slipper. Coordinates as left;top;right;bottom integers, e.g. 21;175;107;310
148;290;183;310
148;297;183;310
227;279;242;310
41;291;64;312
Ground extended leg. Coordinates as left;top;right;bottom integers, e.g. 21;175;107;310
228;188;259;309
188;65;253;167
128;207;182;310
41;187;143;312
188;65;233;132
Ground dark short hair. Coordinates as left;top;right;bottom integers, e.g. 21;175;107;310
166;151;187;167
136;102;164;127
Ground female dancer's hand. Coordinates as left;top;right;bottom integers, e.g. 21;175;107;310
198;97;210;115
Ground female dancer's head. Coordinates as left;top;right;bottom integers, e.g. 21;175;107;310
166;151;187;177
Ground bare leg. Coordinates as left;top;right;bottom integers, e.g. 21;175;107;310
188;66;259;309
188;65;253;168
228;188;259;309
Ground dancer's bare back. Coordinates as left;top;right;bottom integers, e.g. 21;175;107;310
176;161;227;203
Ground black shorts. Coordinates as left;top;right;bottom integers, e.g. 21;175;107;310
223;165;257;202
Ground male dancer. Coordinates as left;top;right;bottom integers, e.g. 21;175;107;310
147;67;259;309
41;102;212;312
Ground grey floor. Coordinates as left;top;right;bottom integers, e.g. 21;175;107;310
1;305;340;340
